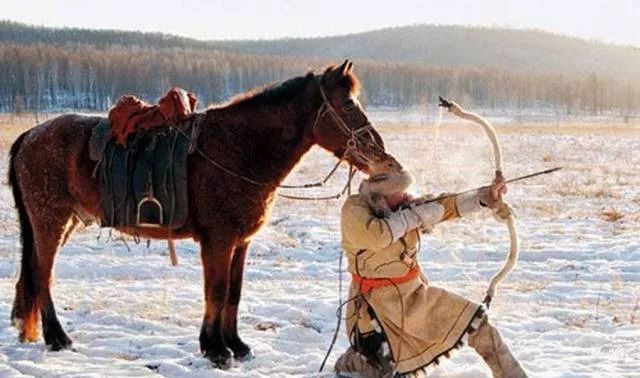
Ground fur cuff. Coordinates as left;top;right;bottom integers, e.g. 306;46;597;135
455;191;485;217
385;209;421;242
411;202;445;226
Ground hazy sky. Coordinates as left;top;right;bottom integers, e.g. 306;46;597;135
3;0;639;46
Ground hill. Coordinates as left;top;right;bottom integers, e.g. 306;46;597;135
0;21;638;115
210;25;640;81
3;21;638;81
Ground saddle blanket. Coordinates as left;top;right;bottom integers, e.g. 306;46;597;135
89;116;200;229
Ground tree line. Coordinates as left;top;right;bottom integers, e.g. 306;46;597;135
1;42;638;116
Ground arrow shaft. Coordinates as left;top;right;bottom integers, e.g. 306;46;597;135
406;167;562;207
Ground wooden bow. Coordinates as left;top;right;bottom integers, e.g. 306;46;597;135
439;97;520;308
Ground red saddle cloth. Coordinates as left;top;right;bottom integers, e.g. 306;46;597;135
109;87;198;146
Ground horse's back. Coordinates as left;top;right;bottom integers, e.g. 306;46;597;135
15;113;102;167
22;113;102;145
13;113;104;216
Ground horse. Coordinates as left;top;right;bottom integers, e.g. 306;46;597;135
8;60;400;368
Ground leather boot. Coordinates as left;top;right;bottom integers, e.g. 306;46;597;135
334;347;393;378
467;315;527;378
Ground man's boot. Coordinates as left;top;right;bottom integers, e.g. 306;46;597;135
467;315;527;378
334;346;393;378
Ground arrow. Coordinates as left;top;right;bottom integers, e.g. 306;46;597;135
403;167;562;207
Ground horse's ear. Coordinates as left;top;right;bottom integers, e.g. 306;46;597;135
344;60;354;75
325;59;352;86
338;59;350;76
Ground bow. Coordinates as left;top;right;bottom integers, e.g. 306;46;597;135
438;97;520;308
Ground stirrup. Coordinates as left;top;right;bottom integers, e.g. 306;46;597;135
136;195;164;227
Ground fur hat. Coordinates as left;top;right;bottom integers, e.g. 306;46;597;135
360;169;414;197
362;157;414;196
359;159;414;216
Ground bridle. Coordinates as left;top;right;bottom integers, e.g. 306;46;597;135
311;75;386;168
276;75;387;200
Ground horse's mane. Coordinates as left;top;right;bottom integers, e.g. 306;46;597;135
208;66;361;110
227;74;313;107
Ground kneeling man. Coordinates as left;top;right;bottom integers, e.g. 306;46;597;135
335;165;527;378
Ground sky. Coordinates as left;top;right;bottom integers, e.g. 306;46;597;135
2;0;639;47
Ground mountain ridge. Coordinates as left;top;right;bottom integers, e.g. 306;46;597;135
1;20;638;114
2;20;638;81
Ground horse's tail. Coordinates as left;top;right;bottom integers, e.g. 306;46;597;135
9;130;39;328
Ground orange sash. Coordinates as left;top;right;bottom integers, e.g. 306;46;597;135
351;267;420;293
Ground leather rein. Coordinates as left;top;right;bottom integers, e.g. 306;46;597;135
188;75;383;201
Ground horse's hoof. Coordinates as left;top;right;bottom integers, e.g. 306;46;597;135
18;329;40;343
11;316;22;329
234;348;253;362
229;340;252;361
204;348;233;369
47;333;73;351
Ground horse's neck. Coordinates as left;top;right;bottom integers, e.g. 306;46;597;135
205;103;316;187
257;112;315;186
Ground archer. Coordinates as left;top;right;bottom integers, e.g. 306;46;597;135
332;95;537;377
333;160;527;377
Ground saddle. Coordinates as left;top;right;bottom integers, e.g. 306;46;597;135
109;88;198;146
89;88;202;229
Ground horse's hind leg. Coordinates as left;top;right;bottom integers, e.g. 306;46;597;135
38;214;78;350
27;208;77;350
11;208;76;349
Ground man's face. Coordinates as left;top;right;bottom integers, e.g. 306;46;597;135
384;192;409;211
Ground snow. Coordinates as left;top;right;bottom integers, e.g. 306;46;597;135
0;118;639;377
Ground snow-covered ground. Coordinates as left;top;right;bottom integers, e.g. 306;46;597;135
0;120;639;377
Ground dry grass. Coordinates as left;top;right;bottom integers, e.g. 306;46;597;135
541;154;554;162
565;313;590;328
509;279;551;293
631;295;640;325
532;202;557;217
115;353;141;361
2;112;640;149
599;208;625;222
555;182;620;199
379;121;640;137
0;113;95;148
254;321;278;332
0;114;41;149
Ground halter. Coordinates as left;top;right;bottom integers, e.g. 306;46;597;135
311;76;385;167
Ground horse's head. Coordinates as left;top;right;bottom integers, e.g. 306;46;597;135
311;60;396;174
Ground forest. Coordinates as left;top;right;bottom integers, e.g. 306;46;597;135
1;21;639;116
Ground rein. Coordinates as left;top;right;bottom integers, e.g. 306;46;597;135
183;75;379;201
278;165;357;201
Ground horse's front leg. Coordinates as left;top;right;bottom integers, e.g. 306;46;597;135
199;232;235;369
223;241;252;361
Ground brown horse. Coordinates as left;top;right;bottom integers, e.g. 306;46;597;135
8;60;396;368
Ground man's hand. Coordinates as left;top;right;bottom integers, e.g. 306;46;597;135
478;177;508;208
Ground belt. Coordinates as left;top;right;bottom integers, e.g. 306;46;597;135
351;267;420;294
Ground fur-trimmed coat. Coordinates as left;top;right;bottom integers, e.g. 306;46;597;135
341;194;485;374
